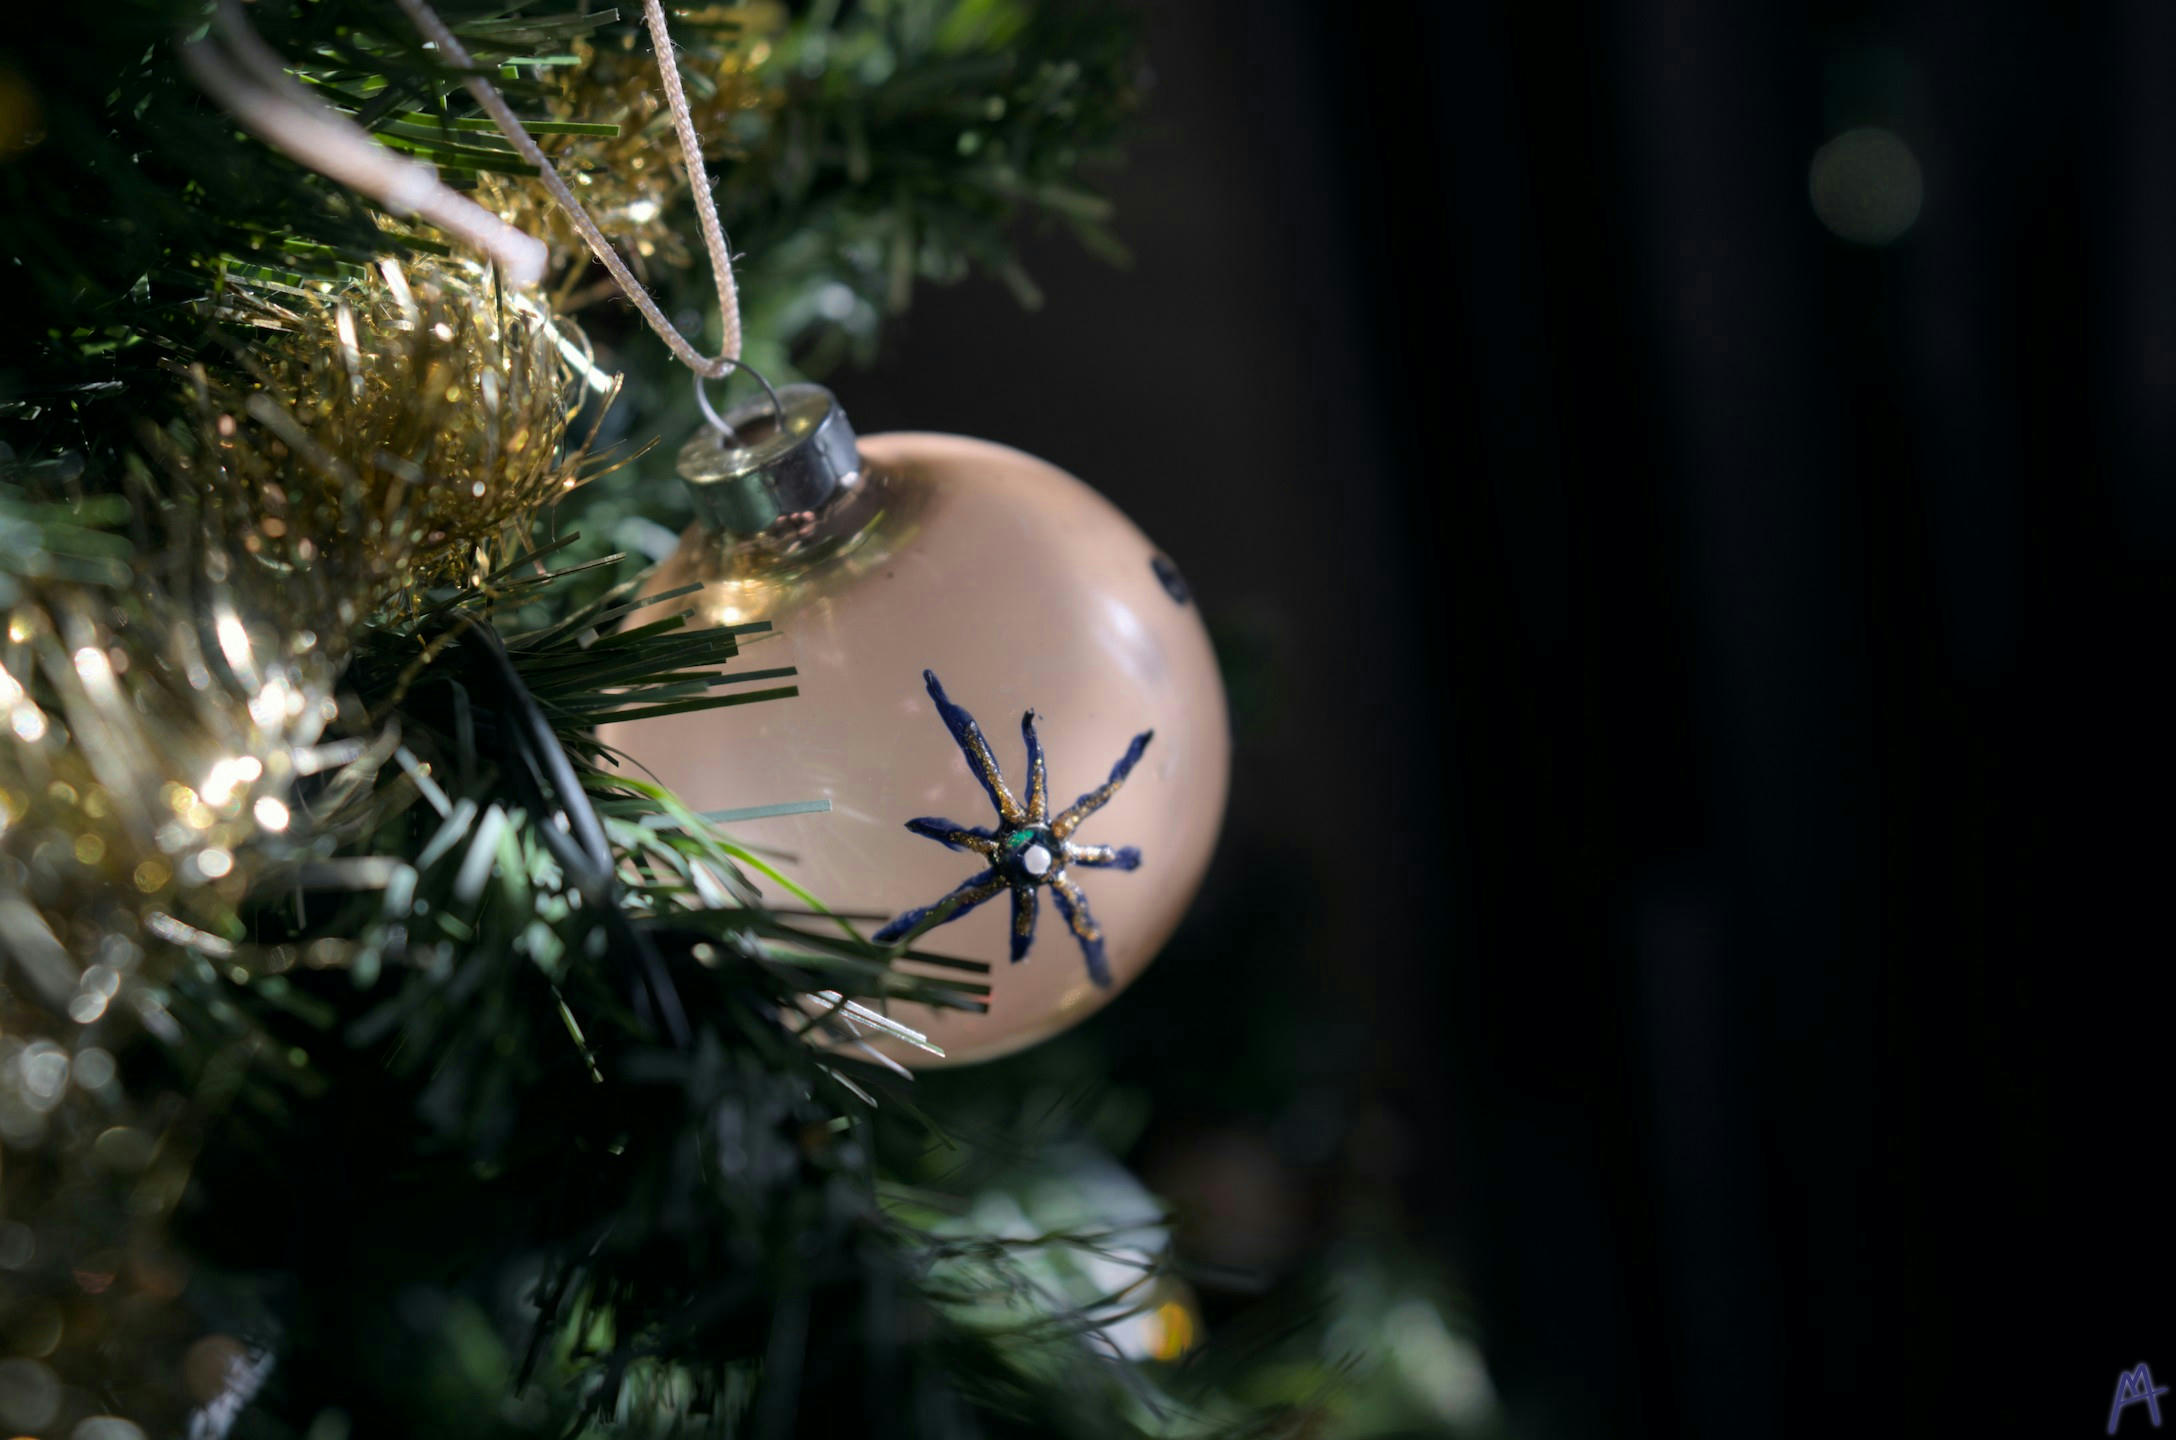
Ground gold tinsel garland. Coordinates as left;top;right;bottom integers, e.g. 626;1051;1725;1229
480;12;783;287
1;256;603;1431
0;20;774;1420
4;256;598;1032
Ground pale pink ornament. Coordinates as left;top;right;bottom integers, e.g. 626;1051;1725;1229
598;385;1230;1065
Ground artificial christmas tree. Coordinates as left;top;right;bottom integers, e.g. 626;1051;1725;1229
1;4;1493;1435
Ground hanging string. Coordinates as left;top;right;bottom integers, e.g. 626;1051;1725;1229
188;0;764;401
389;0;747;378
181;0;548;288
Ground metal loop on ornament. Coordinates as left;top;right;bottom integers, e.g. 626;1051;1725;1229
694;360;786;444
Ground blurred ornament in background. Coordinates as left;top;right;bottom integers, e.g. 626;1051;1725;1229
918;1144;1198;1363
598;384;1229;1064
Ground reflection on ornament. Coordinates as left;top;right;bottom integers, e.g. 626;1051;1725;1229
873;670;1150;985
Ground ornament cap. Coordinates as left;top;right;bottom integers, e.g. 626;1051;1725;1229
676;383;860;536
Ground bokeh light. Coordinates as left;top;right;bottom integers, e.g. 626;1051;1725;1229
1808;126;1924;245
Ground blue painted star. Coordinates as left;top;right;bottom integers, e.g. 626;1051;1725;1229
873;670;1151;987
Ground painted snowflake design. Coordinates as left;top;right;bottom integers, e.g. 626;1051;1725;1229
872;670;1151;987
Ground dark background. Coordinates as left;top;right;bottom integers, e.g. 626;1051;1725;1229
849;3;2167;1436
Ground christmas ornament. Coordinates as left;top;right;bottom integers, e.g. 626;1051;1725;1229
379;0;1209;1063
598;383;1229;1064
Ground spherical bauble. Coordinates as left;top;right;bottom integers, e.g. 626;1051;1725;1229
599;417;1230;1065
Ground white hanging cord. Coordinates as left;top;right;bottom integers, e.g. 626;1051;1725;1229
634;0;743;363
181;0;548;288
389;0;746;378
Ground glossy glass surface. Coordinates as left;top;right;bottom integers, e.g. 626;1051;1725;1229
600;432;1231;1064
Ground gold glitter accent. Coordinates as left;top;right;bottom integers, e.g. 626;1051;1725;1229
961;726;1023;826
939;873;1008;922
1022;711;1049;822
929;825;998;855
1052;875;1101;946
1052;771;1129;841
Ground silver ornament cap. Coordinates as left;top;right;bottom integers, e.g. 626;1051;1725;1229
676;383;861;537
